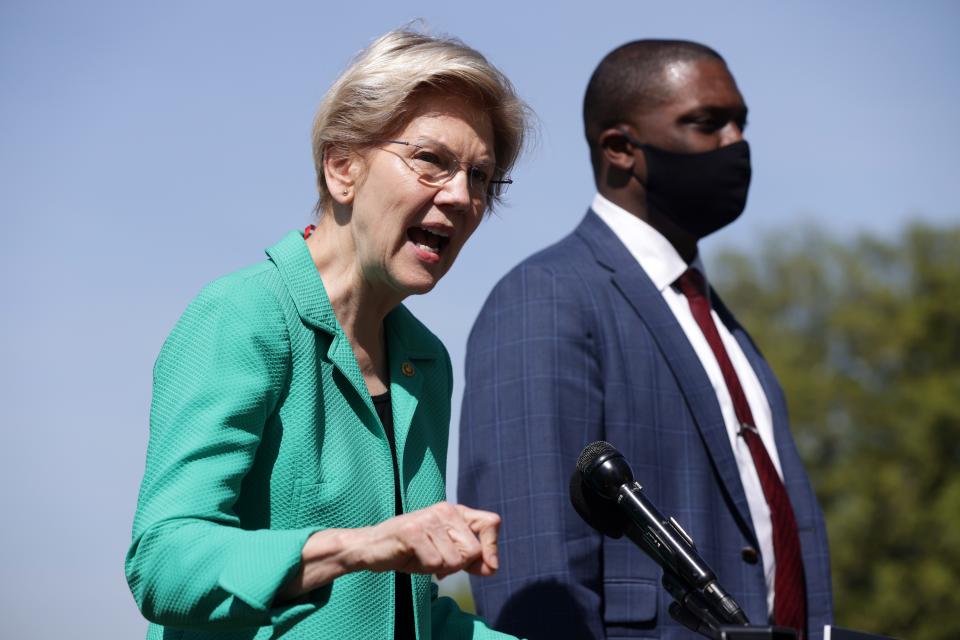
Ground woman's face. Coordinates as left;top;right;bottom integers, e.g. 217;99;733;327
347;94;496;297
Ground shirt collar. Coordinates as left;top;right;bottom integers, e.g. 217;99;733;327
591;193;707;291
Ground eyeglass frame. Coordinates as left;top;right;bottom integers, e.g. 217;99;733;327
375;138;513;199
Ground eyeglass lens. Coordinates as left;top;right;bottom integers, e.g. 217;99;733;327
388;140;510;197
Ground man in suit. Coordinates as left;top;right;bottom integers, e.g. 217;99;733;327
458;40;833;639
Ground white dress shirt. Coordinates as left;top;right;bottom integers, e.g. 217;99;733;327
592;193;782;614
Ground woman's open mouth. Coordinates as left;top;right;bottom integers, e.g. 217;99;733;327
407;226;450;263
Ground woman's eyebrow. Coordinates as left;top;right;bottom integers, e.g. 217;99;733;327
419;137;495;166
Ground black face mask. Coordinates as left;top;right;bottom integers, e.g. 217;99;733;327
625;134;752;239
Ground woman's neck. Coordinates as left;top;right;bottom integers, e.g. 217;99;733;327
305;220;396;395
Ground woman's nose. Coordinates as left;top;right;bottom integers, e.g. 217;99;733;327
435;168;473;210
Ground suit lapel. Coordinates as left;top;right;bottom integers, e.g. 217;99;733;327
714;297;814;526
713;296;787;449
576;211;756;540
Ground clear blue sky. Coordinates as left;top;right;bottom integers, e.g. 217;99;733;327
2;1;957;636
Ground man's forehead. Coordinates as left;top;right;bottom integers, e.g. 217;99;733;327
655;58;743;107
661;59;700;86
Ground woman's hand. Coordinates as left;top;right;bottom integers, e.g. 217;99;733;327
356;502;500;579
277;502;501;602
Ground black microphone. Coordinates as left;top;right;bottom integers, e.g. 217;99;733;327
572;441;749;626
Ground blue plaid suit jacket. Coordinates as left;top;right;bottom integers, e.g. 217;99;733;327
459;211;833;639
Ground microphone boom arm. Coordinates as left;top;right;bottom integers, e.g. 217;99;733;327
576;441;749;626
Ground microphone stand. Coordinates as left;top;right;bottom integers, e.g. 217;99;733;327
662;569;723;640
662;576;798;640
645;541;799;640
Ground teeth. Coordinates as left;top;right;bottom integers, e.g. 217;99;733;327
416;243;439;254
421;226;450;238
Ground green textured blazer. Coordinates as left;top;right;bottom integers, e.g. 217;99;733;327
126;231;515;640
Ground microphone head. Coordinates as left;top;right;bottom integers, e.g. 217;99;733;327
569;469;626;538
576;441;618;475
576;441;635;500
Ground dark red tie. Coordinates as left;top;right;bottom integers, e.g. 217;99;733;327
677;268;807;638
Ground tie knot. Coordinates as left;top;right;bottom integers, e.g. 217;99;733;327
677;268;708;300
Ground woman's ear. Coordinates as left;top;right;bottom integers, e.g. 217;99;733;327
598;128;646;183
323;147;361;204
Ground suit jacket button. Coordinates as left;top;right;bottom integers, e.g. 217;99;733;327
401;362;415;377
741;546;760;564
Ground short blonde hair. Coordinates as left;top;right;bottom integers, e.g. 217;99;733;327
311;28;531;212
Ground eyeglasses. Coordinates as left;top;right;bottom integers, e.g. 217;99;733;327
377;139;513;199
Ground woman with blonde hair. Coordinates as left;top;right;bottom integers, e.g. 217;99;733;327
126;28;529;639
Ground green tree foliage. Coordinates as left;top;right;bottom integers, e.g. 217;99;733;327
711;222;960;640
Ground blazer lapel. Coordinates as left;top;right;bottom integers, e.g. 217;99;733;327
266;231;375;418
385;305;438;475
576;211;756;541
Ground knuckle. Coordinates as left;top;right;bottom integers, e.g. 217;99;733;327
398;520;418;539
423;551;444;572
434;501;457;517
464;539;482;558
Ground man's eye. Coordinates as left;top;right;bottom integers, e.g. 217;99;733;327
694;117;724;132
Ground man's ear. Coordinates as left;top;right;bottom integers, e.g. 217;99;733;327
323;147;361;205
598;128;646;182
